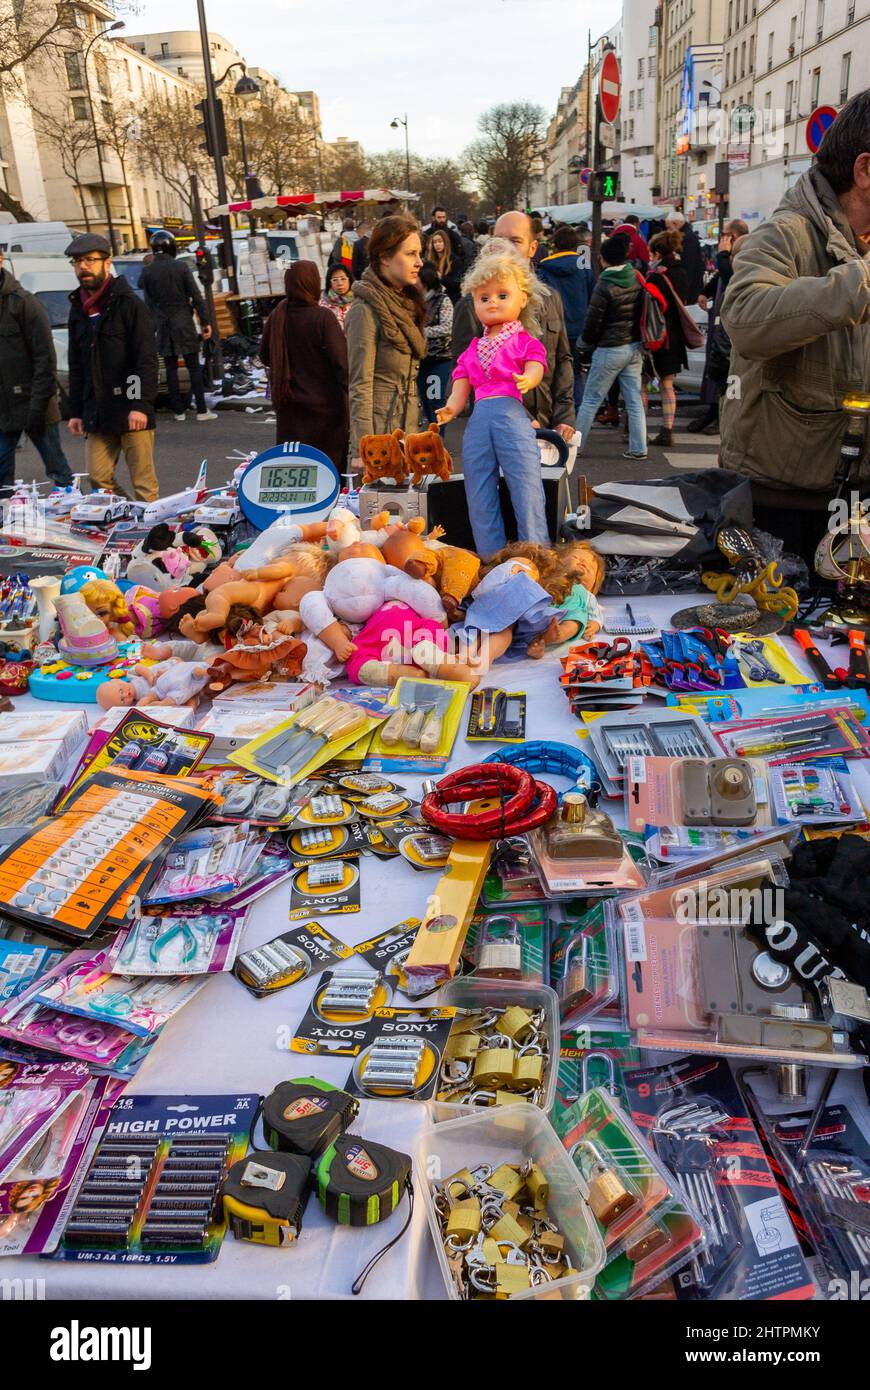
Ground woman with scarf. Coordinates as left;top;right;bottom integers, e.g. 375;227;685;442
260;260;349;466
320;264;353;332
346;215;426;473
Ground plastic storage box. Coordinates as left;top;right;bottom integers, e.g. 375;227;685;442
417;1104;605;1301
433;977;560;1119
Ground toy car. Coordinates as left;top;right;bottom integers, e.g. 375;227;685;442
194;492;242;528
70;493;134;526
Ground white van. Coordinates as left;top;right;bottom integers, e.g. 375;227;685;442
0;222;73;255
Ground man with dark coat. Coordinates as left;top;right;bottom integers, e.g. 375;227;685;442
0;249;73;495
666;211;704;303
66;232;160;501
140;231;216;422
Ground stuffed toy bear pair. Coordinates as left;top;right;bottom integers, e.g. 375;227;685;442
359;424;453;488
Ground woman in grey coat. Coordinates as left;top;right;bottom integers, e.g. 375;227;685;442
345;214;427;468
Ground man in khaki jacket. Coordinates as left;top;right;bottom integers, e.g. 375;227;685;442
720;89;870;564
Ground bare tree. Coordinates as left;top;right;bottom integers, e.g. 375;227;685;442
224;91;318;199
463;102;547;212
29;96;97;229
134;90;216;218
0;1;68;82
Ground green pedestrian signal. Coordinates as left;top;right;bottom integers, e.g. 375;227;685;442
592;169;621;201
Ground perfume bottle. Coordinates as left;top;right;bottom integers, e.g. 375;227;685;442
538;794;623;862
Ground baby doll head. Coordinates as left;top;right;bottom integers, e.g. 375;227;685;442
555;541;606;595
461;238;543;332
286;542;330;584
80;579;135;637
97;678;137;711
480;543;568;602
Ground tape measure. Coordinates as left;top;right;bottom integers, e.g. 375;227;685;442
222;1150;310;1247
314;1134;412;1228
263;1077;359;1158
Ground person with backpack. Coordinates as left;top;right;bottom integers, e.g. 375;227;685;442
574;232;649;465
645;229;691;447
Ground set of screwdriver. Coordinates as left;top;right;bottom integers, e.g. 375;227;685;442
254;698;370;780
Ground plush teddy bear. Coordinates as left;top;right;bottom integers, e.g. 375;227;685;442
360;428;408;487
404;423;453;486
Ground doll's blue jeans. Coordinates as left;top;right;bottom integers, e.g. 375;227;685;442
461;395;549;555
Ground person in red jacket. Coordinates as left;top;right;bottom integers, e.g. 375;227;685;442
613;215;650;268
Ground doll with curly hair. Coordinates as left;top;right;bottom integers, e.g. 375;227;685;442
482;540;606;646
436;240;549;554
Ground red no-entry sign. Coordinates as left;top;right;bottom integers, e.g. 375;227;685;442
599;51;621;125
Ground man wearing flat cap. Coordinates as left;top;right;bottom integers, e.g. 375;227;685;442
65;232;160;500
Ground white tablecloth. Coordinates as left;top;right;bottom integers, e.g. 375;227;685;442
4;595;868;1298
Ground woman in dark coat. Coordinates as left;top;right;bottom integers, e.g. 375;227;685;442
260;261;349;467
645;229;689;448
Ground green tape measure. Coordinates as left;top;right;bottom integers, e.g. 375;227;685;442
263;1077;359;1158
315;1134;412;1228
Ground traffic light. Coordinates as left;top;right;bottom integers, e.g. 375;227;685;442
194;245;214;288
591;169;621;201
194;97;228;159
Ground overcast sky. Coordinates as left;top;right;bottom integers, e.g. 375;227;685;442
123;0;622;159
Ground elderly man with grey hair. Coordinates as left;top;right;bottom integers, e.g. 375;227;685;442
665;209;704;304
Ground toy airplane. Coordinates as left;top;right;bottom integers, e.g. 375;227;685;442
135;460;209;526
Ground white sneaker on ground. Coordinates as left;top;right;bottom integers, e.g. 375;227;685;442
196;411;218;422
173;413;186;422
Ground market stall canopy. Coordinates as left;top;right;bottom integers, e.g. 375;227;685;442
531;201;678;223
208;188;417;216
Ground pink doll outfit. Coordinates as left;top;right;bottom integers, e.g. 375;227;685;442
452;323;547;402
345;602;448;685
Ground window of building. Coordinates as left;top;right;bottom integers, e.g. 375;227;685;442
847;0;855;18
726;50;731;84
764;89;772;109
161;42;168;56
789;15;797;50
629;89;635;109
638;86;645;108
785;79;794;119
649;24;656;44
71;96;88;121
64;50;84;88
95;55;109;95
741;40;745;75
810;67;820;107
816;0;824;41
648;54;656;76
638;57;643;78
767;31;773;69
728;0;733;34
101;100;112;126
841;51;851;102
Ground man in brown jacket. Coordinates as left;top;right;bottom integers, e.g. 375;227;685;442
720;89;870;563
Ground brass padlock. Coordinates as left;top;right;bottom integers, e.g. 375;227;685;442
559;935;590;1012
446;1197;481;1241
489;1211;530;1249
573;1139;637;1227
537;1229;566;1259
473;1040;516;1088
488;1164;524;1201
444;1031;481;1062
443;1168;475;1200
477;915;523;979
495;1261;531;1298
510;1044;545;1092
524;1163;549;1207
626;1225;669;1264
498;1006;535;1042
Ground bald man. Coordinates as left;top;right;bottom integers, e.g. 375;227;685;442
451;211;576;441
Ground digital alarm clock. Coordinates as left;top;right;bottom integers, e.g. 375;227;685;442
237;443;341;531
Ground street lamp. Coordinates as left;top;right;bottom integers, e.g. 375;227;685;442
82;19;125;254
195;0;260;291
390;113;411;195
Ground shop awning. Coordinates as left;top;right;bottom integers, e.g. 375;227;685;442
208;188;417;216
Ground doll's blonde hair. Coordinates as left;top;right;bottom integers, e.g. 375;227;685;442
80;578;135;636
461;238;544;329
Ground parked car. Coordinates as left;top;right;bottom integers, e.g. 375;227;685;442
0;221;73;255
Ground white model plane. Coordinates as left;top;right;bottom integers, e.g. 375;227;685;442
133;460;209;526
